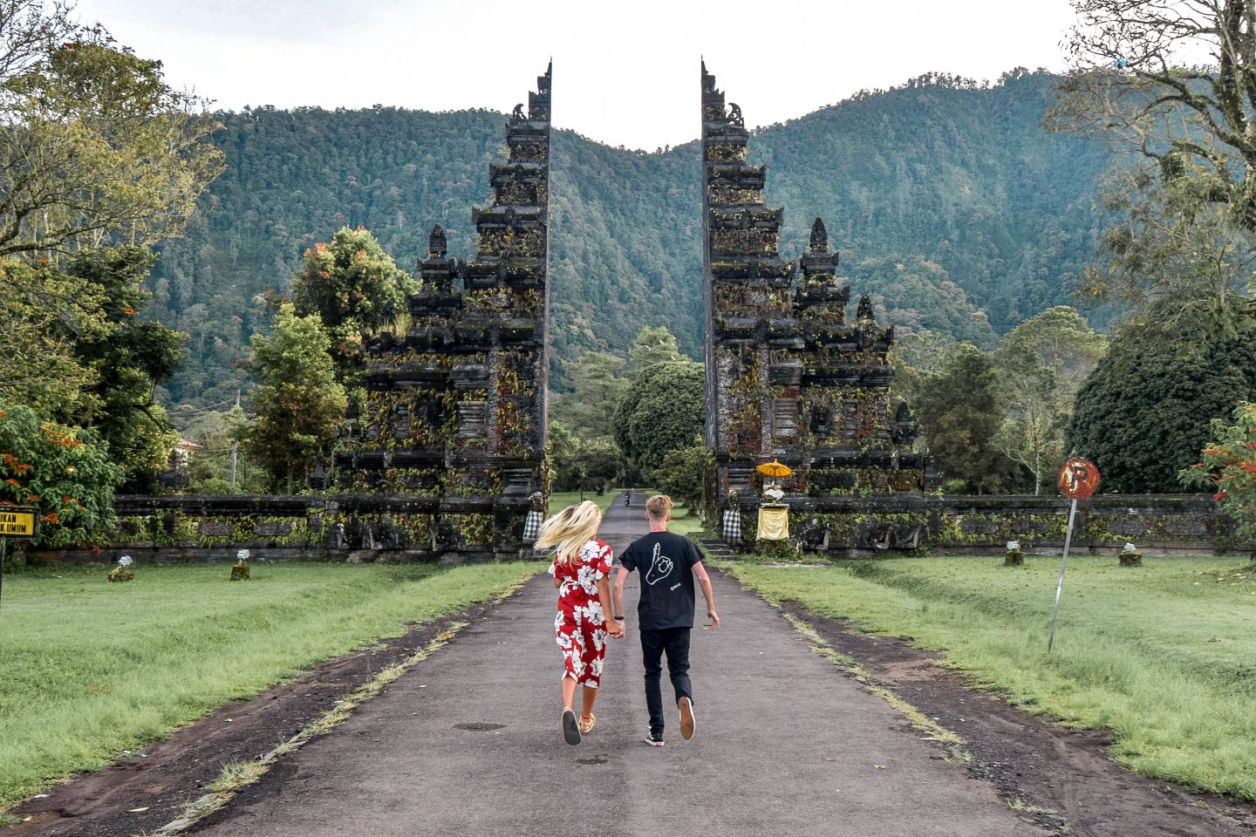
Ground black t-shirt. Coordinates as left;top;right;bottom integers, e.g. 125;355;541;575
620;531;702;630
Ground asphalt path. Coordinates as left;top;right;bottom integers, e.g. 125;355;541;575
198;495;1045;836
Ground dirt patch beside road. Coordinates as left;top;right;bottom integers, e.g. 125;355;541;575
3;597;506;837
779;600;1256;837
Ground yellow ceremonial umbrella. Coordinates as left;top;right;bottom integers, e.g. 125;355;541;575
755;460;793;478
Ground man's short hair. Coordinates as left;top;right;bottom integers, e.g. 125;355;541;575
645;494;673;520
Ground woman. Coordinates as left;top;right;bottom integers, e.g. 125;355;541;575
535;500;624;745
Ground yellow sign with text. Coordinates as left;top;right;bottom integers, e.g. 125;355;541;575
0;508;38;539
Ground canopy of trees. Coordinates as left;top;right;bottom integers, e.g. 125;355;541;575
0;1;223;256
1068;301;1256;493
612;361;705;481
239;303;346;493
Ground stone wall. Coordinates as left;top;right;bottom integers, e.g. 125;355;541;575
24;493;1241;564
725;493;1237;555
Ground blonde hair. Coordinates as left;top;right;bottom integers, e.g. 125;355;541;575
645;494;673;520
534;500;603;564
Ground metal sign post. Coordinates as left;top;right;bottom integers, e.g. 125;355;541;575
1048;458;1100;653
1047;498;1077;653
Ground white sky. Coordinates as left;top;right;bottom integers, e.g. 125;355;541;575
73;0;1078;151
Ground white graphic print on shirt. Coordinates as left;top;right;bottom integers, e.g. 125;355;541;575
644;541;673;585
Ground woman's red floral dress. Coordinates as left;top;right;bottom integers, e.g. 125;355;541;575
552;538;613;687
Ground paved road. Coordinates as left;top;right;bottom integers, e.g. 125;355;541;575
198;495;1044;836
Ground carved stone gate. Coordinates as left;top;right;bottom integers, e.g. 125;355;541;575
700;63;929;550
326;65;552;561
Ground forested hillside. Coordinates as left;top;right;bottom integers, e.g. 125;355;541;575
146;70;1115;408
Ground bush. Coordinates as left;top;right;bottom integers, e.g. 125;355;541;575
1180;401;1256;545
0;402;122;546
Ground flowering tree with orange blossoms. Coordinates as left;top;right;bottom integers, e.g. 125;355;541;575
1181;401;1256;546
292;226;414;379
0;401;121;547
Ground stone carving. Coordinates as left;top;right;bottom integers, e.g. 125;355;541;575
856;294;875;321
428;224;447;258
810;216;828;251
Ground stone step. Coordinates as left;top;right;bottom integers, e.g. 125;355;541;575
699;537;737;560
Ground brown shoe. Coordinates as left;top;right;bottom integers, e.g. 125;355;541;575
678;697;695;740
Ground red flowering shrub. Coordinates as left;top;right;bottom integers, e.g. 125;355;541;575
1181;401;1256;543
0;402;122;546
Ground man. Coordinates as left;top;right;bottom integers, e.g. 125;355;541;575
612;494;720;747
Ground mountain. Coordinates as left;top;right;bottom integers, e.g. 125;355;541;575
144;70;1115;409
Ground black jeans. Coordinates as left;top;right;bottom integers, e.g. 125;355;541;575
640;626;693;736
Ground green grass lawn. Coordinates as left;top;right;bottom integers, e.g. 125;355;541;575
0;561;536;809
725;554;1256;801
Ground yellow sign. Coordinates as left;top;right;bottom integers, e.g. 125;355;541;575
0;508;38;539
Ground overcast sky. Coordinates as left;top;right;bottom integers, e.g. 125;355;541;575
73;0;1078;151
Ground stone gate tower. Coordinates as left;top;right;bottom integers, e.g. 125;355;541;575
702;62;927;548
328;65;552;561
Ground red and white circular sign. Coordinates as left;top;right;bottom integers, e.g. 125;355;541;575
1058;457;1100;499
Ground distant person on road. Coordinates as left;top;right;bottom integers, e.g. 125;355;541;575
613;494;720;747
535;500;625;745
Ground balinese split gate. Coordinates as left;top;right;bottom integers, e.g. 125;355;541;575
324;65;553;561
700;63;928;551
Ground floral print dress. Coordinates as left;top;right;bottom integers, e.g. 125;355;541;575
552;538;613;687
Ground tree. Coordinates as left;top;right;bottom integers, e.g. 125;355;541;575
0;256;103;417
0;400;122;546
547;421;584;492
292;226;415;376
1068;299;1256;492
0;246;186;490
0;4;224;256
547;421;622;493
1081;167;1256;334
176;405;267;494
655;443;714;515
888;328;955;408
66;246;184;491
239;303;347;493
992;307;1107;494
626;326;686;376
914;343;1018;494
1057;0;1256;232
612;361;705;480
549;351;626;440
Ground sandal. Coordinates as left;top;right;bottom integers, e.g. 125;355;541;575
562;709;581;745
578;712;596;734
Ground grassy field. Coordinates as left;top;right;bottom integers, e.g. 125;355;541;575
725;554;1256;801
0;561;536;809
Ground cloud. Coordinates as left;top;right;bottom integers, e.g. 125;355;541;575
74;0;1075;150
